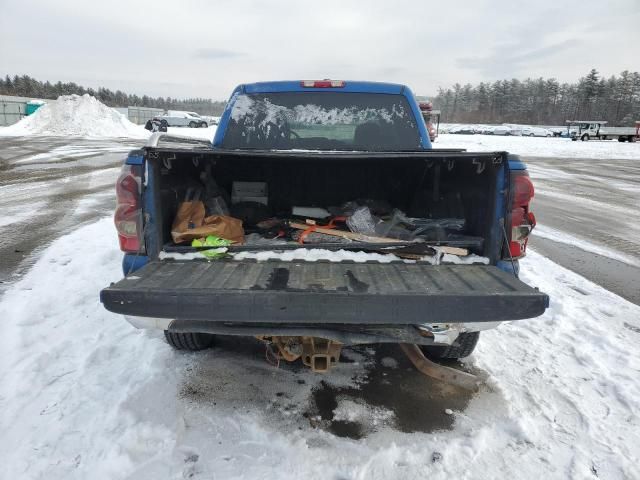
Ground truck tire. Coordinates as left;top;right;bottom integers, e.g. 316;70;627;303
164;331;215;351
581;134;589;141
618;137;626;142
189;121;197;128
420;332;480;360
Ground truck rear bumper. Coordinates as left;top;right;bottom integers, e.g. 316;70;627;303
123;316;502;346
124;315;171;330
102;260;549;324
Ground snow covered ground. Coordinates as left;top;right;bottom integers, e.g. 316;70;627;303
437;133;640;159
1;218;639;479
1;108;639;478
534;224;640;268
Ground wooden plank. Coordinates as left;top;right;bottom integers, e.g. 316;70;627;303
288;222;401;244
289;222;469;255
438;246;469;256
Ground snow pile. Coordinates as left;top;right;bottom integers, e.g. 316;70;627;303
1;218;640;478
0;94;148;138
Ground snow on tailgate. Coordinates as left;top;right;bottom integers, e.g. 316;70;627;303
0;218;639;479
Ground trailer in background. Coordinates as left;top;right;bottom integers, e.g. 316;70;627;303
26;100;45;116
126;106;165;125
0;95;47;126
566;120;639;142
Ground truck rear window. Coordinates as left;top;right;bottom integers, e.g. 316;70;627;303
221;92;421;151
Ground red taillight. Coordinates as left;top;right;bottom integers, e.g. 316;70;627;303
301;80;346;88
513;173;535;206
114;165;144;253
507;171;535;259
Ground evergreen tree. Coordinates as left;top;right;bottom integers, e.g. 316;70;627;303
432;69;640;126
0;73;227;114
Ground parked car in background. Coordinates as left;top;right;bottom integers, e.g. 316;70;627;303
155;111;208;128
449;125;476;134
202;115;221;126
522;126;553;137
490;126;512;136
506;125;523;136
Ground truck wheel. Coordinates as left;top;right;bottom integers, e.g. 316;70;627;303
618;137;625;142
189;121;197;128
581;134;589;141
164;331;215;351
420;332;480;360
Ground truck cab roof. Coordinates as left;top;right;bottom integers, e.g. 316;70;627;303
238;80;408;95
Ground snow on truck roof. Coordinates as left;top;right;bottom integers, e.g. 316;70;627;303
240;80;408;95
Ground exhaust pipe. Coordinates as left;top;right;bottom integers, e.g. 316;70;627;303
400;343;479;391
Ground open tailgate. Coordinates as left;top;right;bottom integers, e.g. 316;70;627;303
101;260;548;324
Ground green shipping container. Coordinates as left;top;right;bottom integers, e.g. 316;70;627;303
26;102;44;115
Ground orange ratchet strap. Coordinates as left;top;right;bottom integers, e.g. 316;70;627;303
298;216;347;244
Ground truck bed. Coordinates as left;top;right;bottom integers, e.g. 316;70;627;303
101;259;548;324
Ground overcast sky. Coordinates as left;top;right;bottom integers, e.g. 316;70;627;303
1;0;639;100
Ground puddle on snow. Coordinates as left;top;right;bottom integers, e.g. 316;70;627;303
303;344;478;437
178;336;488;440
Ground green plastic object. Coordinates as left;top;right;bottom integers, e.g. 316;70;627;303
191;236;232;259
26;102;44;115
192;235;232;247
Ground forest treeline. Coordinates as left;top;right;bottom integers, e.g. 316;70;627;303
0;74;227;115
432;69;640;126
2;70;640;124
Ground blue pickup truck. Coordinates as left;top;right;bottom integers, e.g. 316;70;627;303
101;80;547;375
